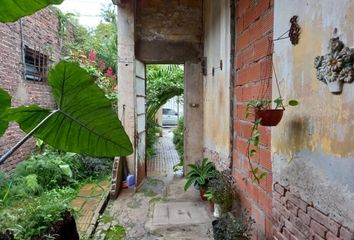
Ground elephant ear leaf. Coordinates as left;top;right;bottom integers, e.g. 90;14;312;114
4;61;133;157
0;0;64;23
0;89;11;137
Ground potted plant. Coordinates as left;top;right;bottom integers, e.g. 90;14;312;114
212;210;255;240
205;170;236;216
203;190;215;212
245;97;298;182
246;98;298;126
184;158;217;201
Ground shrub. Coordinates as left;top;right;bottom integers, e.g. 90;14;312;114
207;170;237;213
146;119;160;160
0;187;77;239
213;210;255;240
173;118;184;161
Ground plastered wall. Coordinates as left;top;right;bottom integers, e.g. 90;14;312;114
273;0;354;231
203;0;231;170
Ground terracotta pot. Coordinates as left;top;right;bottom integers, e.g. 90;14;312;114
208;201;214;212
199;188;207;201
256;109;284;126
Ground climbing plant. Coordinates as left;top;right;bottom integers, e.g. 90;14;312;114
146;65;184;121
145;65;184;159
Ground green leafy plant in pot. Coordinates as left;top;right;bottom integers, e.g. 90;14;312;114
205;170;236;216
246;98;298;127
245;97;298;183
184;158;217;201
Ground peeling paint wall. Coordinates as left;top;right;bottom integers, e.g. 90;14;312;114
273;0;354;230
203;0;231;169
135;0;202;63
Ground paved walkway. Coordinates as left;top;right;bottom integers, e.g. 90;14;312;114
147;128;180;176
96;128;214;240
70;180;110;237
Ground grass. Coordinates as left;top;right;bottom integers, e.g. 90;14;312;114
105;224;126;240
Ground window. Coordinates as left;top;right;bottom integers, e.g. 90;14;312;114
24;46;48;82
162;108;177;115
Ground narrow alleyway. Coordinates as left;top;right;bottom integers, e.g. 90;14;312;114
95;129;214;240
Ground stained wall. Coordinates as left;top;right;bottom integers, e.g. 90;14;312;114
272;0;354;238
203;0;231;170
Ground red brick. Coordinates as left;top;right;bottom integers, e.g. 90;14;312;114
286;200;298;216
308;207;340;236
289;214;311;238
243;8;256;28
235;136;249;157
326;231;340;240
286;191;308;212
298;209;311;226
258;188;272;216
311;220;328;238
237;0;251;17
265;216;273;239
274;183;286;196
339;227;354;239
259;148;271;171
285;218;306;240
254;35;272;60
0;8;70;172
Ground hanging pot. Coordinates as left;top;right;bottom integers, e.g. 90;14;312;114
256;109;284;126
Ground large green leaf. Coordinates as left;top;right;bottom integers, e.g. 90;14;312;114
0;89;11;137
3;61;133;157
0;0;64;23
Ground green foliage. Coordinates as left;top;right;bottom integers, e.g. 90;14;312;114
0;0;64;22
184;158;217;191
0;187;77;240
0;88;11;137
173;118;184;171
65;49;118;104
2;61;132;159
145;64;184;164
105;224;126;240
245;97;298;183
146;119;160;160
206;170;236;213
213;210;255;240
146;65;184;122
67;4;117;71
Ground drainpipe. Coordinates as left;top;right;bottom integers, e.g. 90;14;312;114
229;0;236;170
19;18;26;80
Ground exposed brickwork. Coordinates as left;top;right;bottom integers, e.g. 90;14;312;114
233;0;274;238
273;182;353;240
0;8;73;171
203;147;230;171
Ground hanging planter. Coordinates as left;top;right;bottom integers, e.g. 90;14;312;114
255;109;284;126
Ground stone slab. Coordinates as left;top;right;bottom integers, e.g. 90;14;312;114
152;201;212;226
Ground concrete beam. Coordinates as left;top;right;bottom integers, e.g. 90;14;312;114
136;40;202;64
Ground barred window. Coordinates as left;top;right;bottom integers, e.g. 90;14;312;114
24;46;48;82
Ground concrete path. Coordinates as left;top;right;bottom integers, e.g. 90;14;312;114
147;128;180;176
97;128;214;240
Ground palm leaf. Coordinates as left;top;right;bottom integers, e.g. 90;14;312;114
184;177;195;191
0;0;64;23
0;89;11;137
2;61;132;159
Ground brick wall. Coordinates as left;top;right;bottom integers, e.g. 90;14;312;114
233;0;274;238
233;1;354;240
0;8;71;171
273;182;353;240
